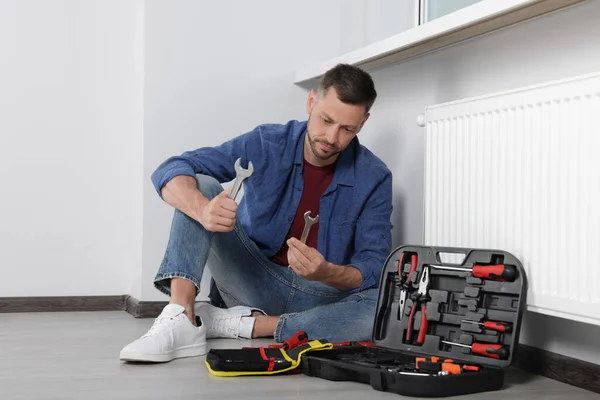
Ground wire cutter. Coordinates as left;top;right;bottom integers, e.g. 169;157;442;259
405;266;430;345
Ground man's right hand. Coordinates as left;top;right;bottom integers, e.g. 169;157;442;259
196;188;237;232
160;176;237;233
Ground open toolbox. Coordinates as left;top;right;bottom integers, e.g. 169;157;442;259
301;245;528;397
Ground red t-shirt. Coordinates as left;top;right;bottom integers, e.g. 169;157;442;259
270;158;336;266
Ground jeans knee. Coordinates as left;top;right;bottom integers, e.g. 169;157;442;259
195;174;223;199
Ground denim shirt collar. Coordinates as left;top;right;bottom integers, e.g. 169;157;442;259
294;127;356;188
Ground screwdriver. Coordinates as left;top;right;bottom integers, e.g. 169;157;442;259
393;371;449;377
418;362;479;375
430;264;517;282
416;357;480;374
441;340;509;360
462;320;513;333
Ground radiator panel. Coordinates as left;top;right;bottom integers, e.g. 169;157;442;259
424;72;600;325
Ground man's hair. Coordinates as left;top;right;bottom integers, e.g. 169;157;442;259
317;63;377;113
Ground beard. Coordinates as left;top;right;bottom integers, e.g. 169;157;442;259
306;126;341;161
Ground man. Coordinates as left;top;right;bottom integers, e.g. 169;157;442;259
120;63;393;363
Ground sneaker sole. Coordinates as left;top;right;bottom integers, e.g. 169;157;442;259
120;342;207;363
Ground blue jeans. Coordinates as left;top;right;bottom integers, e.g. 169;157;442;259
154;174;379;343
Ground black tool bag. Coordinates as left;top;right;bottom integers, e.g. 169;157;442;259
300;245;528;397
205;331;338;376
205;331;376;377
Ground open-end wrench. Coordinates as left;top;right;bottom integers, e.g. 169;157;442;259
229;157;253;200
300;211;319;243
287;211;319;270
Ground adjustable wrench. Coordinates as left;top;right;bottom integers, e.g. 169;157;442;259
229;157;253;200
300;211;319;243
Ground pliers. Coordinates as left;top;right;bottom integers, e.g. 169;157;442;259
397;253;418;320
405;266;430;345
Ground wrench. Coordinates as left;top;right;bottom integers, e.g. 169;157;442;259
299;211;319;243
287;211;319;270
229;157;253;200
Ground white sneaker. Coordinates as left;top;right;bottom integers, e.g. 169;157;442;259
195;302;266;339
120;304;207;362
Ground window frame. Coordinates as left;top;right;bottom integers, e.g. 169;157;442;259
294;0;587;85
416;0;487;26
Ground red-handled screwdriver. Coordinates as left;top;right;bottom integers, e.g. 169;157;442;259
442;340;509;360
462;320;513;333
430;264;517;282
416;357;481;374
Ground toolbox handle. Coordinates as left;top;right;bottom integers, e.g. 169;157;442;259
435;251;466;265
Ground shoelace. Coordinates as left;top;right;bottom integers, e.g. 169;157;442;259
211;314;240;338
141;316;174;338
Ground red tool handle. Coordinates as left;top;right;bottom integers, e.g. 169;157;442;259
282;331;308;350
471;343;509;359
397;252;405;277
417;305;428;344
417;358;481;373
416;356;441;368
483;321;512;333
398;253;418;283
407;254;418;283
441;363;462;375
406;305;417;342
472;264;517;282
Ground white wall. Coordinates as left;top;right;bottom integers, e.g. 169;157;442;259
350;0;600;364
141;0;345;301
340;0;414;54
0;0;144;297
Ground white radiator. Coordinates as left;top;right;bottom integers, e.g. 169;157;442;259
422;72;600;326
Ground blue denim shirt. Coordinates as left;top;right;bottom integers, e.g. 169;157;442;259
151;120;393;292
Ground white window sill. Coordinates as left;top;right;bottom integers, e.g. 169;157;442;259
293;0;586;85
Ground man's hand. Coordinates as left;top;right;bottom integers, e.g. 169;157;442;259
160;176;237;233
287;237;364;290
197;188;237;232
286;237;330;281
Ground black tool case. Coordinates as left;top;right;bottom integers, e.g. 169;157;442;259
301;245;528;397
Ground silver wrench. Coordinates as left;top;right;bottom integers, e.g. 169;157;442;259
287;211;319;270
229;157;253;200
299;211;319;243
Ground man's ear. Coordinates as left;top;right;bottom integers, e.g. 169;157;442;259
306;89;317;114
357;112;370;132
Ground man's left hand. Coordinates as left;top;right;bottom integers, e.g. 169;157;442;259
286;238;331;281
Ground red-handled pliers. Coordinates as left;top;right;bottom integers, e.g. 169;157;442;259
406;266;430;345
397;254;418;320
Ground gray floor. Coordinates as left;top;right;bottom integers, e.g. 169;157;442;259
1;311;598;400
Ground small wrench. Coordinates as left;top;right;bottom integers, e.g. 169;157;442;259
229;157;253;200
287;211;319;270
300;211;319;243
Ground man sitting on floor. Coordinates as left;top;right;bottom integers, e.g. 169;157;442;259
120;63;393;363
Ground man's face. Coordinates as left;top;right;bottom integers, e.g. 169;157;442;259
304;87;369;166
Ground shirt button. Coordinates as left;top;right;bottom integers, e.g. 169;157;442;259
288;217;293;221
297;187;301;191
